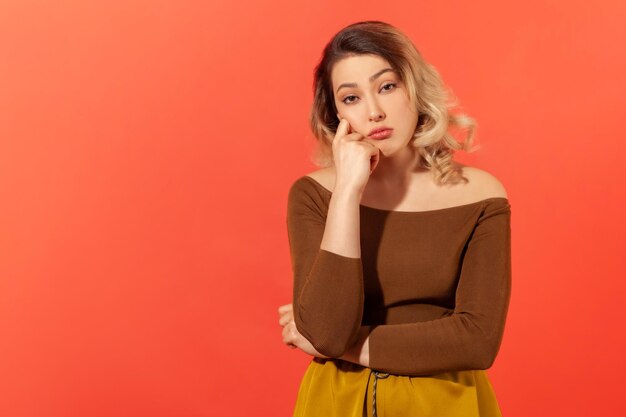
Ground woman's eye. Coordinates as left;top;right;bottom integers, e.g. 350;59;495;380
341;84;395;105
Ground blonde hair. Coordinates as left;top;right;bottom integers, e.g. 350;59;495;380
309;21;479;186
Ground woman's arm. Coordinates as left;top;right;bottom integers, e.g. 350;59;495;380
339;326;371;366
278;302;370;365
287;177;365;358
361;200;512;376
340;200;511;377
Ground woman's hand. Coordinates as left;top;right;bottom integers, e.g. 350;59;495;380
278;303;329;358
332;118;380;193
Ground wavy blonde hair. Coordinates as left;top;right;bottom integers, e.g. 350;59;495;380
309;21;479;186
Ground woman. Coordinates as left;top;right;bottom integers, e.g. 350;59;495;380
278;20;511;417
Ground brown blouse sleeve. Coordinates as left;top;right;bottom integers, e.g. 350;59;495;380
286;177;364;358
367;199;512;376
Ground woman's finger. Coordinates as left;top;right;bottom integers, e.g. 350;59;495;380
282;321;295;344
277;304;293;315
334;118;349;141
370;146;380;172
279;312;293;326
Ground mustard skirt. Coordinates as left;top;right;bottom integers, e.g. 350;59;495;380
293;358;502;417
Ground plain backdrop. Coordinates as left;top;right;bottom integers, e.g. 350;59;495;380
1;0;625;416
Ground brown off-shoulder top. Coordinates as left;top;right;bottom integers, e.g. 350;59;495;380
286;175;512;377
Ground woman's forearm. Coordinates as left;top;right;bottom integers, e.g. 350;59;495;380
339;325;371;367
320;184;363;258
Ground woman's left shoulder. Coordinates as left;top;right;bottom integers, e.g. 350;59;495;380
460;166;508;200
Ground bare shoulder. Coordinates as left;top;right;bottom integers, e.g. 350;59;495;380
304;167;335;192
461;166;508;199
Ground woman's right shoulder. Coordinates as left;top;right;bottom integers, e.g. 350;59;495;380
288;168;335;208
302;167;335;193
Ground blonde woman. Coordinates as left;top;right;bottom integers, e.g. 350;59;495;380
278;21;511;417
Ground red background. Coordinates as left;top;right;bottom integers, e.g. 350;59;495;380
1;0;625;416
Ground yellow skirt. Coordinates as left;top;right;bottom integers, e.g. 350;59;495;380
293;358;502;417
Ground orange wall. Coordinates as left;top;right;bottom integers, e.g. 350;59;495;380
1;1;625;416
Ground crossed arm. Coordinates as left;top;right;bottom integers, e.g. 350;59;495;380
278;303;371;366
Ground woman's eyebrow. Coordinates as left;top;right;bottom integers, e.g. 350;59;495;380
336;68;396;93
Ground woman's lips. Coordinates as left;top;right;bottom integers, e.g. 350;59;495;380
368;129;393;140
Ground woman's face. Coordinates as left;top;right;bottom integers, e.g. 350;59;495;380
331;54;418;156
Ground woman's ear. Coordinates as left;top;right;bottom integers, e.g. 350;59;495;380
336;113;341;120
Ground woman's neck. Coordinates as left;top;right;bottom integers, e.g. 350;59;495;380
369;146;428;190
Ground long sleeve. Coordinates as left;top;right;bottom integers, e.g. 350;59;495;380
286;177;365;357
367;199;512;376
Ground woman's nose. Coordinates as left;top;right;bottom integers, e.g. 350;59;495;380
369;101;385;122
